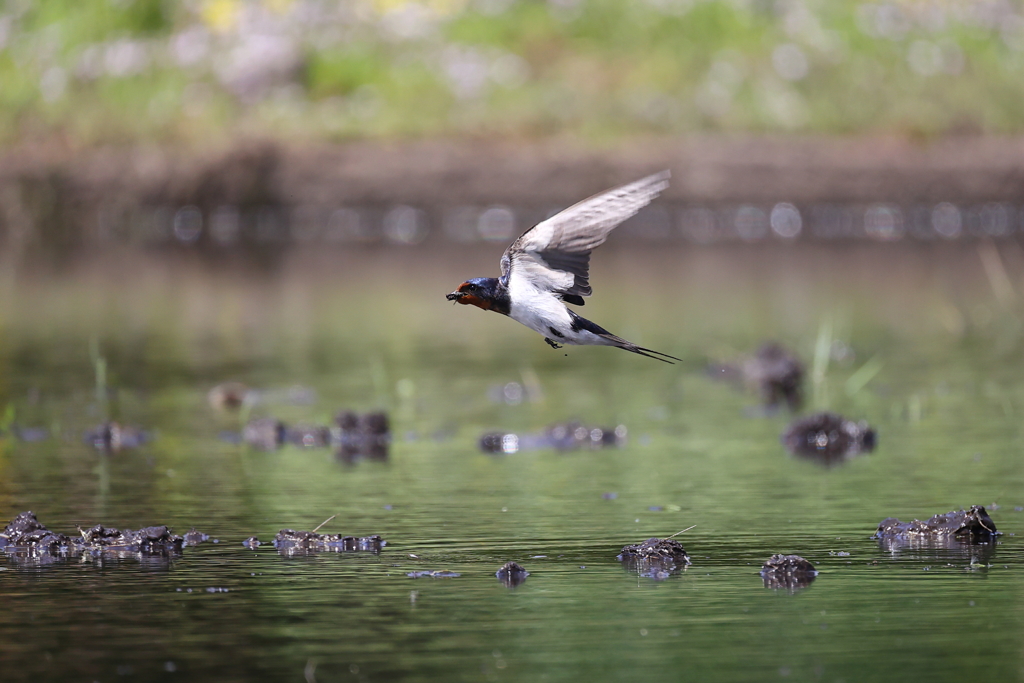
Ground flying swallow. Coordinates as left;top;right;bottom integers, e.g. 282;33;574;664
446;171;680;363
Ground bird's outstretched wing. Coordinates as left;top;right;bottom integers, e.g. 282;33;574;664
499;171;670;305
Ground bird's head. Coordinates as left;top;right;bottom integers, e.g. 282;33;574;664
446;278;501;311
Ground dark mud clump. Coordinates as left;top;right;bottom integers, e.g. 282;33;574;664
0;511;206;565
546;422;626;450
242;417;287;451
183;528;210;546
873;505;998;546
496;561;530;587
244;527;386;556
0;511;72;555
781;411;876;463
407;570;461;578
79;524;185;552
334;410;391;462
618;537;691;579
618;538;691;565
287;423;332;448
479;432;521;454
480;421;626;454
274;529;385;552
760;554;818;591
239;411;390;460
709;342;804;411
207;381;253;411
745;343;804;411
84;422;150;452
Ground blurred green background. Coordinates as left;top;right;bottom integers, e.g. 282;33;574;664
4;0;1022;146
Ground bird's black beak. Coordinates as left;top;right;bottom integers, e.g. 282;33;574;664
446;291;463;301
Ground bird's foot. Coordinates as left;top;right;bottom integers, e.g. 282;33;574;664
544;338;563;349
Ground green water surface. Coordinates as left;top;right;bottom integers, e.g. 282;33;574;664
0;242;1021;682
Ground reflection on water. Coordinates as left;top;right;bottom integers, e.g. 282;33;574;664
0;241;1023;681
76;197;1024;249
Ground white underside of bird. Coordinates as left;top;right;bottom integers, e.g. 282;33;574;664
507;277;613;346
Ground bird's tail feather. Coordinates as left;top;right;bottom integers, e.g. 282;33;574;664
598;332;681;364
620;344;682;364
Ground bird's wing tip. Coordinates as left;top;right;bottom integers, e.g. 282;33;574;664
640;169;671;194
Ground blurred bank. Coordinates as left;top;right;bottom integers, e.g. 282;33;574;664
2;1;1024;258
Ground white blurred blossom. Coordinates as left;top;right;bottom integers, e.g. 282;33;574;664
442;44;529;99
171;27;211;67
380;3;438;41
772;43;808;81
39;66;67;102
104;39;149;77
442;45;490;99
213;33;302;100
916;4;947;32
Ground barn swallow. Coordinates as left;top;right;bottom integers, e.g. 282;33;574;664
446;171;680;363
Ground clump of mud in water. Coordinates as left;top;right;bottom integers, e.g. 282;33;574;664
183;528;210;546
0;511;207;565
287;423;332;448
496;561;530;587
334;411;391;462
781;411;875;463
480;421;626;454
618;537;691;579
407;570;460;578
760;554;817;591
84;422;150;452
245;522;385;557
242;417;287;451
709;342;804;411
207;382;253;411
874;505;998;543
238;411;390;460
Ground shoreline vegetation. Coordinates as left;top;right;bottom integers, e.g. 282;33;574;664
5;1;1024;249
4;1;1024;145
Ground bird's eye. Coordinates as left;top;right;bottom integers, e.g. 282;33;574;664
466;284;477;291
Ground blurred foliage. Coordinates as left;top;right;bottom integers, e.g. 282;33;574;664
0;0;1022;145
